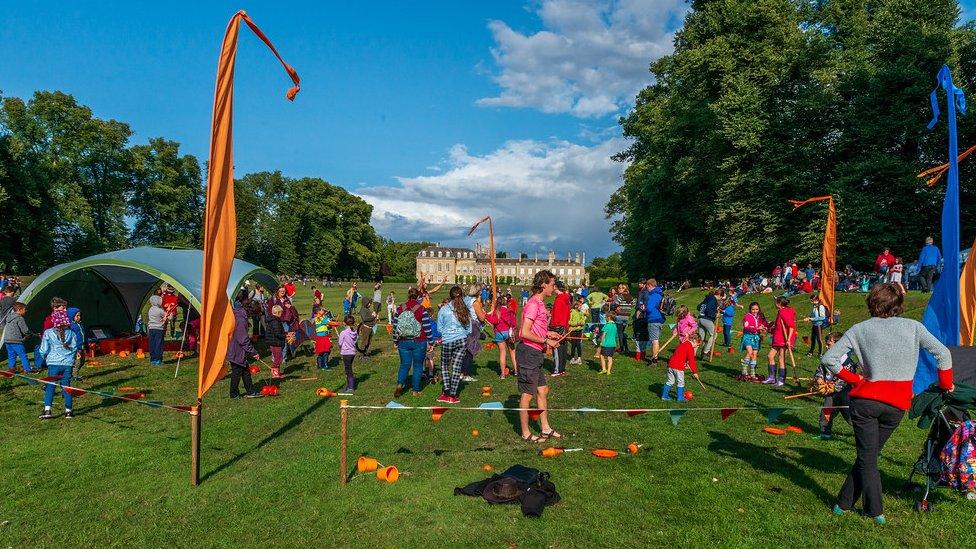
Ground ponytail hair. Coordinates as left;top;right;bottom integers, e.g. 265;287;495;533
449;286;470;326
57;326;70;349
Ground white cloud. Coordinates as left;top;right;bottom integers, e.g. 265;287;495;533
477;0;688;117
357;137;627;257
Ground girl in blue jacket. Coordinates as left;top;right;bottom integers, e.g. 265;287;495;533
37;309;80;419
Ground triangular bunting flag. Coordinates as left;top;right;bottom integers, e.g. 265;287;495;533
668;323;676;329
432;406;448;422
528;408;544;421
119;392;146;401
766;408;787;424
822;407;834;423
575;407;600;417
386;401;406;408
23;376;39;386
478;402;504;409
40;375;63;383
64;387;87;397
669;410;687;426
174;405;195;412
143;400;163;408
626;409;648;417
0;370;14;378
720;408;738;421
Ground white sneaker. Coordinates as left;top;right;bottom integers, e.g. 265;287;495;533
461;375;477;382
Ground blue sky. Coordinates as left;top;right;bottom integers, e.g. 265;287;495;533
1;1;973;258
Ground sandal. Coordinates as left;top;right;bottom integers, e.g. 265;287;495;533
541;429;562;440
521;433;543;443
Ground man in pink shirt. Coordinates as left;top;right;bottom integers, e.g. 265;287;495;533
516;270;562;442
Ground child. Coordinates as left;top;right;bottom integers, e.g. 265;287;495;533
803;293;827;357
832;308;842;326
673;305;697;342
485;297;518;378
36;310;80;419
266;305;287;376
764;296;797;386
3;302;33;373
813;331;857;440
338;315;358;393
662;333;701;401
386;291;396;324
67;307;85;381
721;298;736;348
598;305;619;375
424;318;441;383
147;294;166;366
36;297;68;371
313;307;332;371
739;302;767;381
890;257;904;293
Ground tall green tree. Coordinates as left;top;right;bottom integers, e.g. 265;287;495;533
612;0;976;278
375;238;434;278
128;138;204;247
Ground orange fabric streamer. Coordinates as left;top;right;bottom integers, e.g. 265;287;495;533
788;196;836;323
198;11;300;399
917;142;976;187
962;236;976;345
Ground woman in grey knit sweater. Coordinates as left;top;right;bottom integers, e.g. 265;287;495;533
821;283;953;524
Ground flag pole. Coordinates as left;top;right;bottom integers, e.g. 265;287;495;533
488;216;497;303
190;401;201;486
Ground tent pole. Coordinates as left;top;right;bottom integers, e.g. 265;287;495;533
191;401;201;486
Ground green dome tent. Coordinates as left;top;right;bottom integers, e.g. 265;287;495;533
10;247;278;336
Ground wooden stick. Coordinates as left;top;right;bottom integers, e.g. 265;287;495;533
340;399;349;486
784;391;817;400
190;402;201;486
659;333;677;353
695;375;706;390
786;332;798;382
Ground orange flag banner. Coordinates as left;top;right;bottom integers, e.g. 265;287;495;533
917;142;976;187
962;236;976;345
788;196;836;322
198;11;300;399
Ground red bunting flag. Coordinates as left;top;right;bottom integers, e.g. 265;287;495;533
64;387;87;397
40;375;63;383
626;410;648;417
0;370;13;378
119;392;146;401
431;407;448;422
720;408;738;421
527;409;544;421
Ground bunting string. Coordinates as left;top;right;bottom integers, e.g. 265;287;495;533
1;371;196;414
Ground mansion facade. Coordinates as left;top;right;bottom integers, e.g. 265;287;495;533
416;244;588;286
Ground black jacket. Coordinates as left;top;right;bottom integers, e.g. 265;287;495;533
265;316;286;347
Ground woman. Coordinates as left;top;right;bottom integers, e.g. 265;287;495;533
37;309;80;419
436;286;472;403
517;270;561;442
821;283;953;524
485;296;518;378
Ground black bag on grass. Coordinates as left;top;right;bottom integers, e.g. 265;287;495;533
454;464;560;518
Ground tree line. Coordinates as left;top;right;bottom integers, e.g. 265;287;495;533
0;90;425;279
611;0;976;279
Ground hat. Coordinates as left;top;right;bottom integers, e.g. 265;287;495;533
50;309;70;328
482;477;521;503
555;280;566;291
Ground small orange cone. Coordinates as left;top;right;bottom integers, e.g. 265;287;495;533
376;465;399;483
482;464;493;472
357;456;379;473
627;442;639;455
540;447;564;457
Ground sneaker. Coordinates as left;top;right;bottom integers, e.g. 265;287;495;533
551;371;566;377
775;380;785;387
762;377;776;384
447;396;460;404
832;504;847;516
411;391;422;397
812;433;832;440
63;411;74;419
39;409;54;420
245;392;264;398
436;394;452;403
873;515;886;525
461;375;477;382
394;385;405;398
230;394;244;400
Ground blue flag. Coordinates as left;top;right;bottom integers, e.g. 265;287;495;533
916;64;966;394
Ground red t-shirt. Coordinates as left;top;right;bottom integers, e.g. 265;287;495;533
668;340;698;374
285;283;296;297
162;294;178;311
550;292;570;328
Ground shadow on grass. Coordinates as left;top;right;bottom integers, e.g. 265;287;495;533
201;397;329;482
707;430;836;505
83;363;137;380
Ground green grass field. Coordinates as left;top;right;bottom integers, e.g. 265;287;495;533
1;283;973;548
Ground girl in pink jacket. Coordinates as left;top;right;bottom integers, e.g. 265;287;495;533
673;305;698;342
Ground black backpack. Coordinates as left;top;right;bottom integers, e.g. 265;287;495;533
658;294;677;316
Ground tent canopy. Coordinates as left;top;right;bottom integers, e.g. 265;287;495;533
13;247;278;335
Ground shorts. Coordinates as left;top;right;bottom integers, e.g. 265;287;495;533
648;322;664;342
740;333;761;351
515;342;546;395
890;272;902;283
494;330;510;343
600;346;615;357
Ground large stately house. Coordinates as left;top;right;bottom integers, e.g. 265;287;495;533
415;244;588;286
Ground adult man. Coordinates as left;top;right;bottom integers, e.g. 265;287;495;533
643;279;665;364
874;248;896;280
549;280;571;376
372;282;383;315
517;270;561;442
696;289;723;360
917;237;942;292
586;288;609;325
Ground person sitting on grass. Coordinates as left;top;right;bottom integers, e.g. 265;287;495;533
662;332;701;402
598;304;619;375
822;283;953;525
517;270;562;443
37;310;80;419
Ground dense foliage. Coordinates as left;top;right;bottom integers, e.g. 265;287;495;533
611;0;976;279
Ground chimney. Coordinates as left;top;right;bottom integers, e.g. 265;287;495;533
548;250;555;266
575;252;581;264
582;252;586;266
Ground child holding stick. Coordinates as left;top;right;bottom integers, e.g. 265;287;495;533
764;296;797;386
738;302;767;381
813;331;858;440
338;315;358;393
662;333;701;401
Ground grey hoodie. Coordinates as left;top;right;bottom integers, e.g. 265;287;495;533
147;295;166;330
2;309;30;344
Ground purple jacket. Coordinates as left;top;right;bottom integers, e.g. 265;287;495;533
226;306;257;365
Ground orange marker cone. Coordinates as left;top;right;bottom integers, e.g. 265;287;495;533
376;465;399;483
357;456;379;473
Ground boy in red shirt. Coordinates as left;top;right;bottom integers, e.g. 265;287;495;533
662;333;702;402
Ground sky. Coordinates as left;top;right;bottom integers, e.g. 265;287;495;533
1;1;974;259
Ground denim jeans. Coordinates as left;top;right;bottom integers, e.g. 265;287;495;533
316;351;330;370
6;343;31;372
148;328;164;363
43;363;73;409
722;324;733;347
397;339;426;392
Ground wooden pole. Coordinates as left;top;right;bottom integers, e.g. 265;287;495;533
190;402;201;486
488;217;497;302
340;399;348;486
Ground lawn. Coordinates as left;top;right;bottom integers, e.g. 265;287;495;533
1;283;973;548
